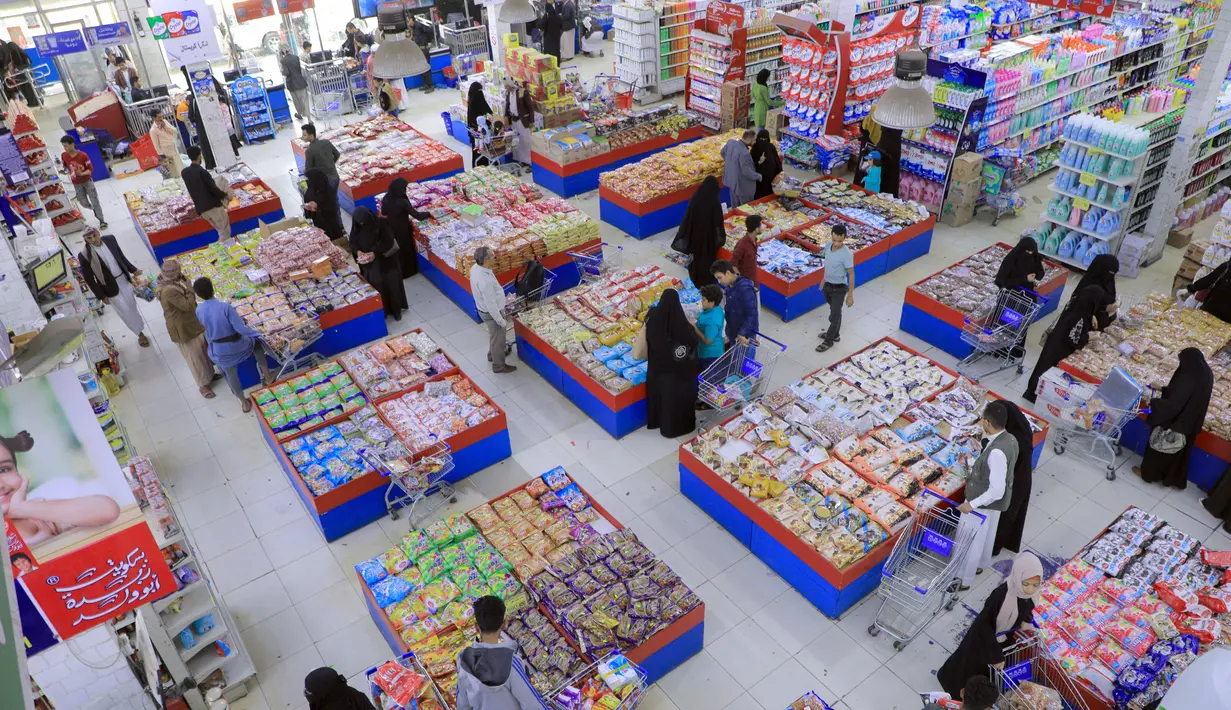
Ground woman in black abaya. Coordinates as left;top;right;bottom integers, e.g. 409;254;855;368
1133;347;1213;491
350;207;408;320
993;236;1044;292
304;667;375;710
381;177;431;277
676;176;725;287
993;399;1035;556
466;81;493;168
303;169;346;249
1202;463;1231;534
937;552;1042;697
1023;285;1112;403
540;3;564;63
751;129;782;201
1072;253;1119;330
645;289;699;438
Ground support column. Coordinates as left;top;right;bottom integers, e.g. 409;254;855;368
122;0;172;88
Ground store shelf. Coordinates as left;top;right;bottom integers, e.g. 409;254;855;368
188;646;232;681
1056;136;1145;162
164;593;218;637
180;623;228;662
1041;217;1115;241
1186;157;1231;186
902;138;953;154
855;0;917;14
1049;183;1131;211
1054;165;1137;188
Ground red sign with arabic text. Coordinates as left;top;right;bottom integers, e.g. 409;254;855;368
19;522;175;639
1026;0;1113;19
704;1;745;36
234;0;276;23
277;0;314;11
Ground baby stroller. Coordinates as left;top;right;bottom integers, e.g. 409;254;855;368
580;16;605;57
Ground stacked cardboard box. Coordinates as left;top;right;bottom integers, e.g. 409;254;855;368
940;152;983;227
720;80;750;133
1174;241;1207;293
504;45;583;129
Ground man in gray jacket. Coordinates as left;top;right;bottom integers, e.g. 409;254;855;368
957;401;1017;589
455;596;540;710
721;130;761;207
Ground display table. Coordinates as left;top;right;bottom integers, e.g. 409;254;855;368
532;126;707;198
599;180;731;239
359;476;704;685
255;337;511;541
132;186;285;263
291;141;464;215
418;238;601;323
514;321;646;438
900;243;1069;359
680;337;1049;617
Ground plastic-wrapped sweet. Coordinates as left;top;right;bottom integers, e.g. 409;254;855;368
417;550;448;583
379;548;411;575
371;575;413;608
356;558;388;586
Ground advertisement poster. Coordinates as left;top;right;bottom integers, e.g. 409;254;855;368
19;521;174;638
235;0;277;23
31;30;87;58
84;22;133;48
1027;0;1114;18
852;5;921;40
0;369;139;564
705;1;745;37
151;0;222;66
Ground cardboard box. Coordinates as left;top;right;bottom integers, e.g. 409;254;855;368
940;202;976;227
259;216;305;238
950;152;983;182
1177;257;1202;280
946;179;982;206
1168;227;1194;248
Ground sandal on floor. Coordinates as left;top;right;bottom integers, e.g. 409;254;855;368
199;386;216;399
137;334;150;348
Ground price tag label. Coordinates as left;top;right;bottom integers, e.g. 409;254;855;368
1079;172;1099;187
1073;196;1091;210
1088;147;1104;155
671;131;679;140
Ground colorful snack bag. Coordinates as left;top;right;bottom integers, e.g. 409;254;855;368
1197;586;1231;613
401;530;435;560
378;548;411;575
1155;581;1199;612
1102;617;1157;657
1056;614;1101;651
356;558;388;586
1092;637;1136;675
372;575;413;608
446;514;477;540
425;519;454;546
417;551;447;583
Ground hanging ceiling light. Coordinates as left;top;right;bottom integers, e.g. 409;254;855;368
873;49;936;130
371;1;429;78
499;0;539;24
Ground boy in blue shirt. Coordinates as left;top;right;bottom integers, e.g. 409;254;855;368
694;284;725;372
862;151;882;193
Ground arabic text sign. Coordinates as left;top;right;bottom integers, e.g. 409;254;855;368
32;30;87;58
20;522;174;639
1027;0;1114;18
84;22;133;48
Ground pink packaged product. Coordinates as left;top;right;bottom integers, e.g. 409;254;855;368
1056;645;1091;676
1100;578;1145;606
1059;558;1107;586
1135;594;1166;615
1091;636;1136;674
1034;599;1065;625
1116;605;1153;629
1038;623;1076;657
1040;583;1079;611
1101;617;1157;657
1071;597;1117;628
1056;614;1101;651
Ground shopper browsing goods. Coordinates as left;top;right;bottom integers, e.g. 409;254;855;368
181;145;232;241
470;247;517;374
455;595;541;710
991;399;1035;557
157;259;216;399
194;276;272;413
301;123;341;190
816;223;854;353
644;288;699;438
731;214;761;285
304;667;376;710
710;260;758;347
61;136;105;229
79;228;148;347
957;402;1018;589
721;129;761;207
695;284;725;372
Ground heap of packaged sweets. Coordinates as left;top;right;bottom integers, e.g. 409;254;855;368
685;340;1045;569
758;239;826;281
796;214;890;252
297;114;461;187
253;361;368;439
339;331;453;397
598;131;743;202
911;243;1065;315
801;180;930;231
1032;506;1231;708
367;654;448;710
280;406;407;494
517;265;681;392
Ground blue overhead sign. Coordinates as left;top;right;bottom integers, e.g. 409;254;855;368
32;30;87;58
85;22;134;48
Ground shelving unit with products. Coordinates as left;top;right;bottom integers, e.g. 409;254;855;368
4;114;85;236
744;8;786;100
615;4;663;101
660;1;709;95
229;75;275;144
687;26;749;130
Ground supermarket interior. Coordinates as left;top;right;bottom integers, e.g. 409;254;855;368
6;1;1231;710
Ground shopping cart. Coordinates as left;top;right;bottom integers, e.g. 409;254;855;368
120;95;175;142
976;153;1029;226
547;653;649;710
305;60;351;126
468;123;527;176
696;333;788;431
991;634;1094;710
500;264;558;346
956;286;1046;381
868;490;983;651
1035;365;1147;480
380;438;457;525
258;313;325;381
568;241;624;286
583;74;637;111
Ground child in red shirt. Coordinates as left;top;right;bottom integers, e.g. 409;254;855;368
61;135;105;229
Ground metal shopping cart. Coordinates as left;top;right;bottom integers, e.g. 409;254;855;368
956;287;1047;381
1035;365;1147;480
120;95;175;143
869;490;984;651
258;313;325;381
547;653;649;710
568;241;624;286
380;438;457;525
305;60;351;127
468;123;527;176
696;333;788;430
499;263;558;348
991;634;1094;710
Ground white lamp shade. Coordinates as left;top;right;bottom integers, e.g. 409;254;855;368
372;37;430;78
873;82;936;130
500;0;539;24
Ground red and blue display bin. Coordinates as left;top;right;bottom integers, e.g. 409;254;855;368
679;337;1049;617
291;137;464;214
599;180;731;239
359;478;704;685
257;362;511;542
131;186;285;263
1057;361;1226;492
514;321;646;439
418;238;602;323
899;242;1069;359
531;125;707;198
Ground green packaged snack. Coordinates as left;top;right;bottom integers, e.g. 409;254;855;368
338;384;363;401
400;530;435;559
253;389;276;404
302;398;325;416
321;361;344;377
283;405;306;424
425;519;453;546
277;393;301;408
298;387;320;402
299;415;324;429
290;376;311;392
472;549;510;577
315;382;337;399
446;514;477;540
343;398;363;413
417;550;447;583
320;393;343;411
460;535;489;559
333;373;354;388
439;543;466;570
268;410;290;430
258;400;282;415
307;368;327;384
450;565;485;595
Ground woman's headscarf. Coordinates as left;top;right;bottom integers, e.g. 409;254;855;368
157;258;186;292
994;398;1033;467
997;551;1043;633
467;81;492;129
1076;254;1119;296
304;667;375;710
645;289;696;352
1169;347;1212;394
304;168;330;197
383;177;409;217
994;236;1043;289
756;68;770;86
678;176;723;255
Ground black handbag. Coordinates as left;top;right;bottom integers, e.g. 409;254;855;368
671;229;689;254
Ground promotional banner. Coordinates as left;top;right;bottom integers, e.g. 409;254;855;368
1;556;33;710
20;521;174;638
15;575;56;656
0;369;139;564
1027;0;1114;18
235;0;276;23
189;67;239;166
84;22;133;48
705;0;745;36
851;5;921;40
150;0;221;66
31;30;87;58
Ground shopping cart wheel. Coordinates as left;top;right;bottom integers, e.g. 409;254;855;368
1106;467;1117;481
945;595;958;611
893;640;908;651
1016;364;1024;374
449;496;457;503
1053;444;1065;455
389;509;400;521
867;624;880;637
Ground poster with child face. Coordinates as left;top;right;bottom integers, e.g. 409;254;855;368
0;369;137;564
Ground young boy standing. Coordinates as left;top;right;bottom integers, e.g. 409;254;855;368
455;595;540;710
695;284;725;371
61;136;106;229
731;214;762;284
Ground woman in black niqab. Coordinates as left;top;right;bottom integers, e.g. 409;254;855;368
466;81;493;167
350;206;408;320
540;3;564;62
645;289;699;438
1134;347;1213;490
677;176;724;287
751;129;782;201
304;667;375;710
993;237;1044;291
381;177;431;277
1073;254;1119;330
303;169;346;248
993;399;1035;555
1024;285;1112;403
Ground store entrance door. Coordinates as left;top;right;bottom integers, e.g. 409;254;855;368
45;21;107;105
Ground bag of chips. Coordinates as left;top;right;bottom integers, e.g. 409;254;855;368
356;558;388;586
1155;581;1199;612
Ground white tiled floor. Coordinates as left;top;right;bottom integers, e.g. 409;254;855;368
32;40;1231;710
